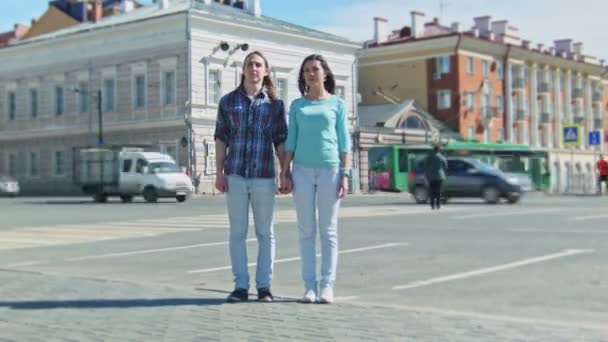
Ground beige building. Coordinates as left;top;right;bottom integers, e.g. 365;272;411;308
357;12;608;194
0;0;359;195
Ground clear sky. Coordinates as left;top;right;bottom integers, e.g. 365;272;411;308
1;0;606;58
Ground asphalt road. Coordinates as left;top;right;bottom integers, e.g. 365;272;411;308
0;193;606;341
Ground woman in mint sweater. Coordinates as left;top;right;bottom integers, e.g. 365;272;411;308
281;54;351;304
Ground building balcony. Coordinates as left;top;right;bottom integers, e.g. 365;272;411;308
540;112;551;123
512;78;526;89
538;82;550;93
515;109;527;120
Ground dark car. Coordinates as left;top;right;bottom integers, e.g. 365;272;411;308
408;157;523;204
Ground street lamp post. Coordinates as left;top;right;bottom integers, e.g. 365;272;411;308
68;87;103;146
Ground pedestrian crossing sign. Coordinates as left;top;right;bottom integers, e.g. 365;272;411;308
562;125;581;146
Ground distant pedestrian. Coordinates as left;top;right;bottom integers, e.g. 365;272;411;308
214;51;288;303
596;154;608;194
424;145;447;210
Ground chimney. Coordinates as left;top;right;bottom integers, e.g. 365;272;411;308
373;17;388;43
91;0;102;22
491;20;508;36
411;11;425;39
573;42;583;55
473;16;491;37
554;39;572;54
450;22;462;33
121;0;135;13
246;0;261;17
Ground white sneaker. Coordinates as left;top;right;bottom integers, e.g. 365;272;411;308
300;289;317;303
319;287;334;304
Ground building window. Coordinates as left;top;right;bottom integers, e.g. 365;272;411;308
468;125;475;139
8;153;17;177
466;57;474;74
55;86;64;116
208;70;220;105
134;74;146;109
163;144;178;163
103;78;116;112
29;152;39;177
161;70;176;106
496;95;504;113
497;128;504;142
465;92;474;110
482;60;490;77
79;81;89;114
335;85;345;100
483;127;490;143
436;55;450;74
437;90;451;110
30;89;38;118
496;60;503;80
7;91;16;121
276;78;289;100
54;150;66;176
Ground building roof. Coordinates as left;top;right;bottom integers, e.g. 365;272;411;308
9;0;358;48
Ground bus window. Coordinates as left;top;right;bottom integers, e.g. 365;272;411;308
399;149;408;172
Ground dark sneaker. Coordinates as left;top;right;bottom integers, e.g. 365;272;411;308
257;288;273;302
226;288;249;303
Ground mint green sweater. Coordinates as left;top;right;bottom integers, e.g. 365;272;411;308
285;96;351;167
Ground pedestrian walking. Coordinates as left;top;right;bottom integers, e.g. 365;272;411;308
214;51;288;302
596;154;608;194
424;144;448;210
280;54;351;304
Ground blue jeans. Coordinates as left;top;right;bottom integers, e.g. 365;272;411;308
226;175;276;290
291;165;341;291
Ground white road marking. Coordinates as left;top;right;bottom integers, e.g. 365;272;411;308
568;214;608;221
392;249;594;291
4;261;44;267
510;228;608;234
66;239;256;261
187;242;408;274
452;209;560;220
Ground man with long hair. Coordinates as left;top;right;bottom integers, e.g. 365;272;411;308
214;51;288;302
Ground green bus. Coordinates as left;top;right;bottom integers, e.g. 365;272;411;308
368;142;550;192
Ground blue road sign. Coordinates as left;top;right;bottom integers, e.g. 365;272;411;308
562;125;581;146
588;130;601;146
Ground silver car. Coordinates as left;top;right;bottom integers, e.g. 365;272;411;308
0;175;20;197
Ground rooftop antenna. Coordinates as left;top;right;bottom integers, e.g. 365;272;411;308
439;0;450;24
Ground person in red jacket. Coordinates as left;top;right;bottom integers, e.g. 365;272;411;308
596;155;608;194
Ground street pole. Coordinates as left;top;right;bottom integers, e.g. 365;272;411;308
97;89;104;145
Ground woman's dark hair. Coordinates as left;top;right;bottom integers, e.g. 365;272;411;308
237;51;277;100
298;54;336;96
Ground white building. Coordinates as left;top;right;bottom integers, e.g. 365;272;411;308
0;0;359;194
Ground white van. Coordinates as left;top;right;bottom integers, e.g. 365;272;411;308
74;147;193;203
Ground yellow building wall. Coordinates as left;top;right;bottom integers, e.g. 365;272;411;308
23;6;79;39
358;59;429;108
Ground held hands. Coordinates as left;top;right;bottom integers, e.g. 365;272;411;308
215;173;228;193
279;171;293;194
337;175;349;199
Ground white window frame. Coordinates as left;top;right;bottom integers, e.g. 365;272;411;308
468;126;475;139
497;128;504;142
496;95;504;113
30;88;39;118
28;150;40;178
496;60;504;80
335;84;346;100
207;69;221;106
53;150;67;177
78;80;89;114
466;57;474;74
436;55;451;74
102;77;116;113
7;90;16;121
482;60;490;77
437;90;451;110
276;77;289;101
483;127;490;143
465;92;474;110
54;85;64;116
133;73;147;109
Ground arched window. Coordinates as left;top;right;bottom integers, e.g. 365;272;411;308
399;115;427;130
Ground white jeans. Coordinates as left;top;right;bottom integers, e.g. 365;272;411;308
226;175;276;290
291;164;341;291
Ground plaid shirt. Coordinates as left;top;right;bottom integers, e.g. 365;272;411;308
214;88;287;179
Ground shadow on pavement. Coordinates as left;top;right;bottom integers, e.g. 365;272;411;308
0;298;226;310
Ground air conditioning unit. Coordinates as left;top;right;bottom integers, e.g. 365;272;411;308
432;72;442;80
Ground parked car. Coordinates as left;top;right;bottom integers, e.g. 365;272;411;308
0;175;20;197
408;157;523;204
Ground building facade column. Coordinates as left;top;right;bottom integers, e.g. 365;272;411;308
505;63;514;143
553;67;562;149
530;63;539;147
564;70;573;124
